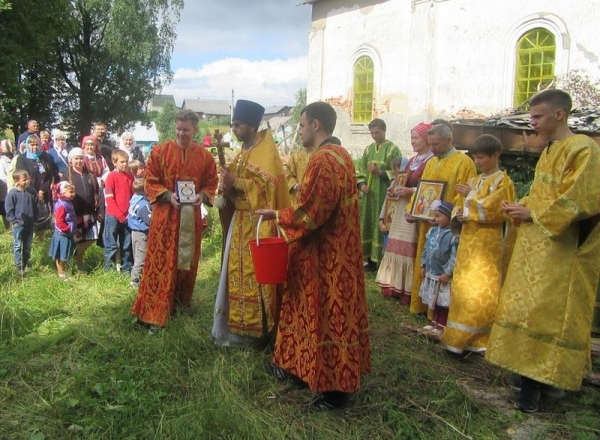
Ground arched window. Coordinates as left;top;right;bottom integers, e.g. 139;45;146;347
353;56;374;123
514;28;556;106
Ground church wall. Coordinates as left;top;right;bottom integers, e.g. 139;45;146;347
307;0;600;156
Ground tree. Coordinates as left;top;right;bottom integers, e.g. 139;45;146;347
0;0;68;139
0;0;182;142
290;88;307;124
155;100;177;142
54;0;183;140
0;0;11;12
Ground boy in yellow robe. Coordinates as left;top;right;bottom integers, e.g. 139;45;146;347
442;134;516;354
486;89;600;413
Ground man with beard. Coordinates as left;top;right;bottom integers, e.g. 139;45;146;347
256;102;371;411
212;99;290;348
93;122;115;171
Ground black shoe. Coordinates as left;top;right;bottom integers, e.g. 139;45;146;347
265;363;307;389
306;391;348;411
364;261;377;273
515;376;540;413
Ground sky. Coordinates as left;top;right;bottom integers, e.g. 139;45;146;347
162;1;313;108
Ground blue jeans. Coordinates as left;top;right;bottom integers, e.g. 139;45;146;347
12;224;34;270
102;215;132;272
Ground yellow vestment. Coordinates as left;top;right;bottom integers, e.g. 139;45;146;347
284;148;311;203
223;130;290;339
486;135;600;390
442;170;515;353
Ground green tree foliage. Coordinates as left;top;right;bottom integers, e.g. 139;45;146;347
0;0;68;138
0;0;182;141
291;88;307;124
55;0;183;139
0;0;11;11
155;100;177;142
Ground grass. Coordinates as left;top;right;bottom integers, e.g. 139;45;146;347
0;208;599;439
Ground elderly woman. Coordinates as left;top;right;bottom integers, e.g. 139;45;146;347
62;147;100;271
15;134;60;237
375;123;434;305
82;135;109;184
48;131;72;177
119;132;145;165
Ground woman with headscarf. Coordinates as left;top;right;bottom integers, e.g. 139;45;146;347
375;123;434;305
81;135;109;248
119;132;145;165
15;134;60;236
48;131;72;177
0;139;14;230
81;135;109;185
62;147;100;271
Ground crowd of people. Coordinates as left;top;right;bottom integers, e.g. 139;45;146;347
1;122;149;281
1;90;598;414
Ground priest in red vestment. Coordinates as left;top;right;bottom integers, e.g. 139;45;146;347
257;102;371;411
131;109;218;333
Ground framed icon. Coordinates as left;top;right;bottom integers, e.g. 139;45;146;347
176;180;197;204
410;180;446;221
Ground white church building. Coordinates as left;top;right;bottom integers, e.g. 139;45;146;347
303;0;600;154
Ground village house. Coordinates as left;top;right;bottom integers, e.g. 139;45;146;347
181;98;232;121
303;0;600;155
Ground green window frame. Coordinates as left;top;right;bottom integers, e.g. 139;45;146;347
514;28;556;106
353;56;374;123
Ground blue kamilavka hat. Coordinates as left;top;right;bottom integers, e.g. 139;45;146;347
233;99;265;129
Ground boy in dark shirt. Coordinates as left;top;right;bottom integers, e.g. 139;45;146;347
6;170;38;273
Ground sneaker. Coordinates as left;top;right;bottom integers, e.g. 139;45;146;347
116;264;122;272
129;281;139;289
59;273;74;282
148;325;160;335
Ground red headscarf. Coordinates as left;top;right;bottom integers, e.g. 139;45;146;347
81;135;104;177
412;123;433;142
81;135;100;153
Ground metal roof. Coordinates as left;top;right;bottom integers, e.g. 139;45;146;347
182;98;231;116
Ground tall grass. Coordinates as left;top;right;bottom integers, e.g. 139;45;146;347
0;208;599;439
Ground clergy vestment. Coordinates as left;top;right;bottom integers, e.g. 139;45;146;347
273;140;372;393
131;140;218;327
212;130;290;345
356;140;401;264
442;170;516;353
486;134;600;391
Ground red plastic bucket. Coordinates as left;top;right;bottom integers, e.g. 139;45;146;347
249;215;288;284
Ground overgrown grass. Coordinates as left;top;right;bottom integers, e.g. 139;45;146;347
1;208;599;439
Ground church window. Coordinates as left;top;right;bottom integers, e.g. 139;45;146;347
514;28;556;106
353;56;374;123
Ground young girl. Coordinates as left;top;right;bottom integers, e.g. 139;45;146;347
419;200;457;333
49;181;77;280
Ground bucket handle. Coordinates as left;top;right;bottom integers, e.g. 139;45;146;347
256;214;280;246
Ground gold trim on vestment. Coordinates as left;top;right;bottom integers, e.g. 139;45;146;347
177;205;195;270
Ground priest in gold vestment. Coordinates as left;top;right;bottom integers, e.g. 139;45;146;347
212;100;290;348
406;123;477;314
486;90;600;413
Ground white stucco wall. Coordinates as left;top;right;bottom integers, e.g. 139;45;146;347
307;0;600;155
